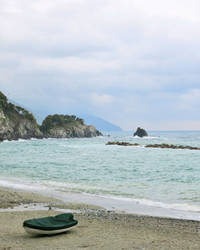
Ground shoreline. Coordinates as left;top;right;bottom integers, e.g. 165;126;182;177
1;180;200;222
1;132;200;223
0;188;200;249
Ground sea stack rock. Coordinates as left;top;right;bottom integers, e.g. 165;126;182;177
134;127;148;137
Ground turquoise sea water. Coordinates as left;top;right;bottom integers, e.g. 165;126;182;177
0;131;200;218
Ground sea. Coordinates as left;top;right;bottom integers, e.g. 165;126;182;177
0;131;200;220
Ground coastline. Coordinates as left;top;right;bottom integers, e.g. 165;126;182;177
1;132;200;222
0;187;200;249
1;179;200;222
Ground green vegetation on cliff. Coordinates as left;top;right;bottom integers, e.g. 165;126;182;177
40;114;102;138
0;91;102;140
40;114;84;132
0;91;36;123
0;91;7;109
0;91;42;140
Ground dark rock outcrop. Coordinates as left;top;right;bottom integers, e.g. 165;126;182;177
106;141;140;146
145;144;200;150
134;127;148;137
0;91;42;141
106;141;200;151
40;114;102;138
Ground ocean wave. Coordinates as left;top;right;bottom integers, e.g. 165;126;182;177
2;140;9;143
27;180;200;213
135;198;200;212
133;136;160;139
0;178;200;214
17;139;26;142
0;179;47;192
100;196;200;212
2;139;27;143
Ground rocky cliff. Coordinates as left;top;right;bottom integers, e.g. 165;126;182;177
40;114;102;138
0;91;42;141
0;91;102;141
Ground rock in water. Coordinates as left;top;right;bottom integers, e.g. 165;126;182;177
133;127;148;137
106;141;140;146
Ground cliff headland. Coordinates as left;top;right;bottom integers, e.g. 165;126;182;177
40;114;102;138
0;92;42;141
0;91;102;141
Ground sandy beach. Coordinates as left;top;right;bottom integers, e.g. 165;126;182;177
0;188;200;250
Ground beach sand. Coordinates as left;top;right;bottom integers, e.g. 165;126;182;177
0;188;200;250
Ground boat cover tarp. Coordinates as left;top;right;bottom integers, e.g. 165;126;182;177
23;213;78;231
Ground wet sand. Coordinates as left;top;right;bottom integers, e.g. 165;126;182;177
0;187;200;250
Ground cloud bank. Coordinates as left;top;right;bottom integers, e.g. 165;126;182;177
0;0;200;130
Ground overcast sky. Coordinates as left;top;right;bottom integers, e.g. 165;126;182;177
0;0;200;130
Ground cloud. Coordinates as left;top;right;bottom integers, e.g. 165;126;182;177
21;56;120;74
0;0;200;129
90;93;115;106
178;89;200;111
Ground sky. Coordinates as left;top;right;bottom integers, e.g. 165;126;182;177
0;0;200;130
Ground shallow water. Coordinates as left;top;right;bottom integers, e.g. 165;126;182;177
0;131;200;219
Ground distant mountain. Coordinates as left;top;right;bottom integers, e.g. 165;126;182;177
80;115;122;132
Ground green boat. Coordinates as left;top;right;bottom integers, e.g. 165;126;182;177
23;213;78;235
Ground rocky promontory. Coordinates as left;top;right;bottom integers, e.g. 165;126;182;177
0;91;102;141
0;91;42;141
40;114;102;138
134;127;148;137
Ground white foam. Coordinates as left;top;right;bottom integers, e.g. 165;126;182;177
54;189;200;214
1;178;200;217
133;136;159;139
17;139;26;142
133;198;200;212
94;195;200;212
2;140;9;143
0;179;47;192
2;139;26;143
